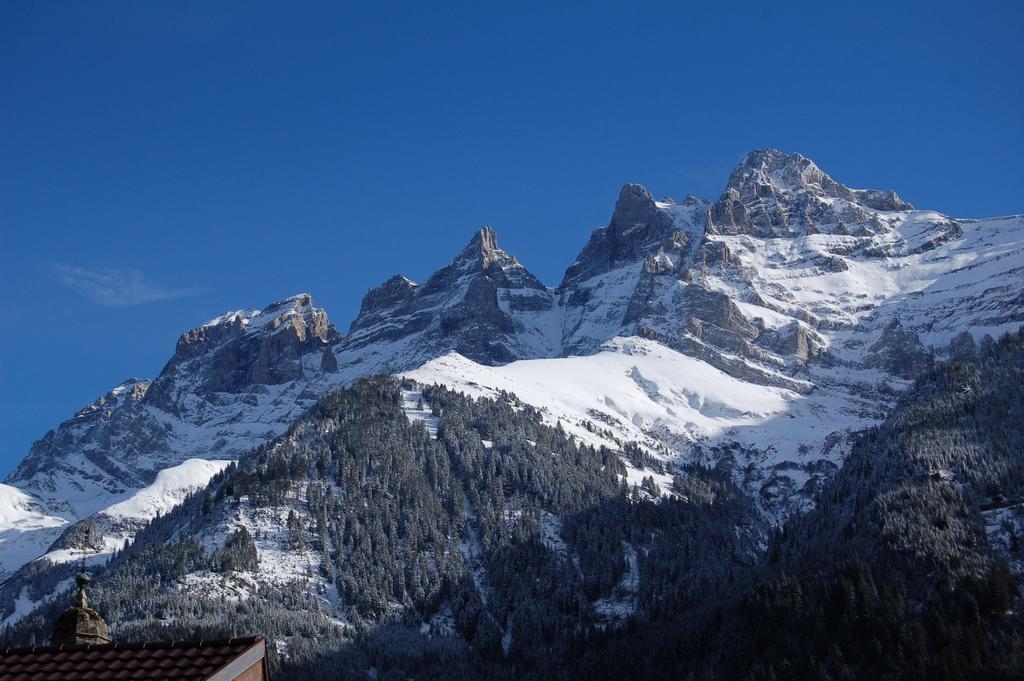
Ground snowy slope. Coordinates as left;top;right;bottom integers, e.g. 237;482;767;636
405;336;877;516
102;458;233;522
407;337;795;448
0;485;68;578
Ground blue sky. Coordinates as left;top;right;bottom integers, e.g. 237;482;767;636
1;1;1022;476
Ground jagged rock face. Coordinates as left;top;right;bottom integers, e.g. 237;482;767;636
864;319;931;379
759;321;826;365
560;189;709;354
682;287;758;341
148;294;337;411
551;150;1022;396
561;184;679;288
560;184;812;390
623;230;702;324
347;275;420;346
346;226;558;368
709;149;913;237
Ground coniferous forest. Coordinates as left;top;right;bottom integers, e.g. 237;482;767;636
4;333;1024;680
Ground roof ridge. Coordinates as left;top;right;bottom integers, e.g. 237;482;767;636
1;635;264;655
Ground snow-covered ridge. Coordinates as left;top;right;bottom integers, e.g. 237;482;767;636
102;458;233;521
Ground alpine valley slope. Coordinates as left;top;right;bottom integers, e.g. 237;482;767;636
2;149;1022;619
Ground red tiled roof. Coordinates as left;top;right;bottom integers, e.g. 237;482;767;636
0;636;267;680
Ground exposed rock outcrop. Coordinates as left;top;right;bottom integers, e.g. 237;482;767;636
561;184;678;288
148;294;338;410
759;321;825;364
864;319;932;379
948;330;977;361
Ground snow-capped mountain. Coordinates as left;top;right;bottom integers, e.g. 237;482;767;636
1;294;347;577
2;148;1022;591
10;294;338;517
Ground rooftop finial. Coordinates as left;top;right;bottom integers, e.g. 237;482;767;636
74;571;91;609
50;523;111;647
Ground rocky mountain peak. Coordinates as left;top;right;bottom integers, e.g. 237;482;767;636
258;292;315;322
455;225;523;274
257;293;334;343
730;148;913;212
560;183;678;291
354;275;417;320
710;149;913;237
175;293;331;358
612;183;659;228
724;148;870;204
147;294;338;410
347;275;419;341
345;227;554;365
467;224;499;254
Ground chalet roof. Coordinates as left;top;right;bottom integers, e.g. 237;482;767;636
0;635;268;681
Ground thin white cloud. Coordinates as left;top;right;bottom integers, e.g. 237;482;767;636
49;264;196;307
